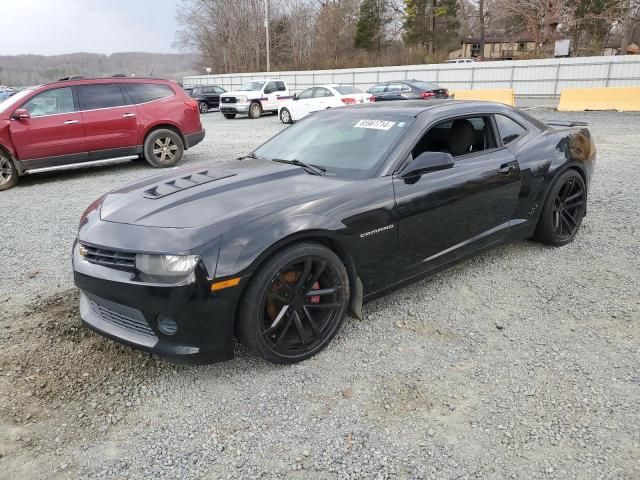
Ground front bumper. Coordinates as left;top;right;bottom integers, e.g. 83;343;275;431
185;129;205;149
220;104;250;114
73;243;244;364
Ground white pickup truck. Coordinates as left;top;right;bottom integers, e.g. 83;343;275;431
219;79;291;119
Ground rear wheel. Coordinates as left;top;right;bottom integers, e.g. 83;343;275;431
0;151;18;191
143;129;184;168
248;101;262;119
534;169;587;246
198;102;208;114
237;243;349;364
279;108;292;124
223;113;236;119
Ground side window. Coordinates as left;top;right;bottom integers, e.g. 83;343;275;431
202;87;214;94
214;86;225;94
122;83;174;104
297;88;314;100
275;81;286;91
412;116;497;159
386;83;403;92
313;87;332;98
401;84;411;92
265;82;277;93
369;84;386;94
77;84;126;110
22;87;75;117
495;114;527;144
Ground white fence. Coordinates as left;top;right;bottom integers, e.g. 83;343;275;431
184;55;640;98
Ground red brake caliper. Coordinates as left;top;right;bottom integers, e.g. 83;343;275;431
309;281;320;303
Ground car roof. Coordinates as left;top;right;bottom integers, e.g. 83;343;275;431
36;77;176;89
321;99;516;118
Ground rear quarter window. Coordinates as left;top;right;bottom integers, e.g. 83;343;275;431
122;83;174;104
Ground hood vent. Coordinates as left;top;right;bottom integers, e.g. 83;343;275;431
143;170;236;199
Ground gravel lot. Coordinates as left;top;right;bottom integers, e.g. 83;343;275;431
1;108;639;480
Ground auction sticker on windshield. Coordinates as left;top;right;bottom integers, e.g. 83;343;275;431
354;119;396;130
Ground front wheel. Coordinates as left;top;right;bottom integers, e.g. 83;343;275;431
534;169;587;246
279;108;293;124
0;151;18;191
248;101;262;119
223;113;236;119
198;102;208;114
143;129;184;168
237;243;350;364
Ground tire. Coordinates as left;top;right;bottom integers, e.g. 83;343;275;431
223;113;236;119
237;242;350;364
143;129;184;168
248;101;262;119
534;169;587;246
0;150;18;191
198;102;208;114
279;108;293;124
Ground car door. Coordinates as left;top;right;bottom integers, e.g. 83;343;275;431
291;88;315;118
77;83;140;158
9;86;87;164
393;114;522;279
262;81;280;111
309;87;333;112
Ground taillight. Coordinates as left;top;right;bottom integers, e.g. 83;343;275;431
421;92;435;99
185;100;198;110
369;96;376;103
341;97;356;105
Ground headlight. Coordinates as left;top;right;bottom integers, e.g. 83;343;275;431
236;95;247;103
135;254;200;276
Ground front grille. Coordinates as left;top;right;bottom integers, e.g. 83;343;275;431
82;244;136;270
221;96;237;104
88;299;156;338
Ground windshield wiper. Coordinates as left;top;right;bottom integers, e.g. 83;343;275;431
272;158;326;176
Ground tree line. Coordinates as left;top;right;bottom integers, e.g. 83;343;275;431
176;0;639;74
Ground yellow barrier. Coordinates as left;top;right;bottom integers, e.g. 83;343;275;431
450;89;515;106
558;87;640;112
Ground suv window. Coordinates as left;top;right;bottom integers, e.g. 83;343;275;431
77;83;126;110
412;116;497;158
275;81;286;91
202;86;215;94
297;88;314;100
495;114;527;144
369;84;386;94
122;83;174;104
265;82;277;93
23;87;75;117
213;86;226;94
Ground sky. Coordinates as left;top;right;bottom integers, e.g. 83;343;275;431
0;0;179;56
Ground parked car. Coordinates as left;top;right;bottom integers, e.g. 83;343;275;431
190;85;226;113
367;80;450;102
0;77;204;191
219;79;290;119
73;100;595;364
278;84;374;124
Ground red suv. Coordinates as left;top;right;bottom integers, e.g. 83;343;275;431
0;77;204;190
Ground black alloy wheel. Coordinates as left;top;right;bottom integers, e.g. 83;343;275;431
198;101;208;114
535;169;587;246
237;243;349;363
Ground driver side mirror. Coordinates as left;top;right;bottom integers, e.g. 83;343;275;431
12;108;30;120
292;93;298;101
400;152;455;178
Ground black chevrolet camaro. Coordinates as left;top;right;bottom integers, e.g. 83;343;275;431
73;100;596;364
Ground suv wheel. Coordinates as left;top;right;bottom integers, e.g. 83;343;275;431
143;129;184;168
0;151;18;191
249;101;262;119
198;102;208;114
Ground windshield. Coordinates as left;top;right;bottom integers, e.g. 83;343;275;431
334;86;362;95
254;112;414;179
0;89;33;112
240;81;265;91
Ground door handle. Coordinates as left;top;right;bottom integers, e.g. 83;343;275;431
122;113;136;118
63;120;79;124
497;163;517;175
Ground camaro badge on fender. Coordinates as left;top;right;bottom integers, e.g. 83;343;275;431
360;224;394;238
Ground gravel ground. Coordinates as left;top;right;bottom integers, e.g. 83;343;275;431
1;108;639;480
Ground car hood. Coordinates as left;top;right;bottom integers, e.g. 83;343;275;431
99;162;349;229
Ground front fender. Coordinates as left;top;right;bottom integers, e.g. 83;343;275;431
215;213;347;279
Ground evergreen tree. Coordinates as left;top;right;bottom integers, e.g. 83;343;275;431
354;0;387;53
403;0;459;54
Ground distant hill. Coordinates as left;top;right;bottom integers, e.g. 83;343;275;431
0;52;201;86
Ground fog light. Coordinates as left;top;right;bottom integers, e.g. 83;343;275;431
157;315;178;335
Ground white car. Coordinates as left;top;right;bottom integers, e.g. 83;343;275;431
278;85;373;124
219;79;290;119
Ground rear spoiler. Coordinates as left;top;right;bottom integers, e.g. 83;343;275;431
546;120;588;127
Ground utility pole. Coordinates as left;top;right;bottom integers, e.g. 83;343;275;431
264;0;270;72
479;0;485;61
